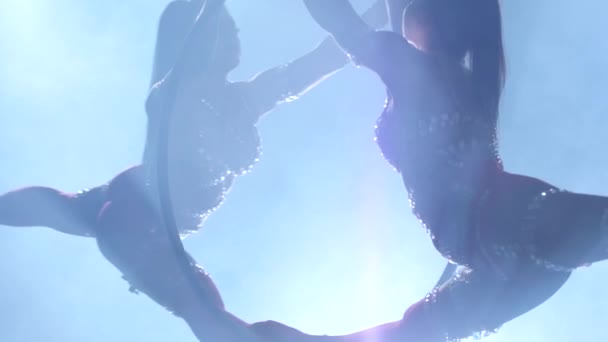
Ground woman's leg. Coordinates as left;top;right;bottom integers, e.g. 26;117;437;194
248;263;570;342
487;172;608;270
95;168;265;341
383;264;571;342
524;189;608;269
95;196;224;310
95;198;265;342
0;185;106;237
247;173;580;342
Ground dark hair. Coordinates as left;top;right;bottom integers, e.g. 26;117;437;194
468;0;505;124
405;0;506;122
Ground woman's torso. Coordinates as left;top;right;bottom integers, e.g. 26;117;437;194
142;80;261;233
375;59;503;265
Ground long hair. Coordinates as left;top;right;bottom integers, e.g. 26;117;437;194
468;0;505;124
150;1;198;88
406;0;506;123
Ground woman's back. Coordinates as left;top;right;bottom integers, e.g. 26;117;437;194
377;54;498;183
374;56;502;262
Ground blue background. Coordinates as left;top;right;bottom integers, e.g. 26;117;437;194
1;0;607;341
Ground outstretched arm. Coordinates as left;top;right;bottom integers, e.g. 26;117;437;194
240;0;389;116
303;0;373;54
302;0;418;81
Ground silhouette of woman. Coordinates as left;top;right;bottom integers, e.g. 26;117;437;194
294;0;608;340
0;0;388;339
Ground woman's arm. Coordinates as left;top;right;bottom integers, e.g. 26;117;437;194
302;0;417;79
302;0;373;54
385;0;413;33
239;0;389;116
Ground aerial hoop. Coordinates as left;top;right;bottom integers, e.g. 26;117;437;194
155;0;455;330
155;0;224;314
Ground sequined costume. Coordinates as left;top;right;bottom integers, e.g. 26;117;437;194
375;64;608;274
366;32;608;339
376;87;504;268
94;0;379;324
2;2;387;330
142;81;261;235
298;7;608;337
92;75;267;314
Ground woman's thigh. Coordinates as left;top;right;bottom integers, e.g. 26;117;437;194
401;264;571;341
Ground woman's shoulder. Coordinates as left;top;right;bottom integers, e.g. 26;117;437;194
362;30;434;85
369;30;430;64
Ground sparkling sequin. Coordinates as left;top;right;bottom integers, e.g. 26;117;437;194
519;188;576;272
375;96;502;266
146;87;262;234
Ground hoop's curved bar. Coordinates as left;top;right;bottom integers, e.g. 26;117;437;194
157;0;453;323
155;0;223;312
156;71;216;308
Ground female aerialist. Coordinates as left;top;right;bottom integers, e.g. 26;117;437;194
0;0;385;237
0;0;388;340
296;0;608;340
